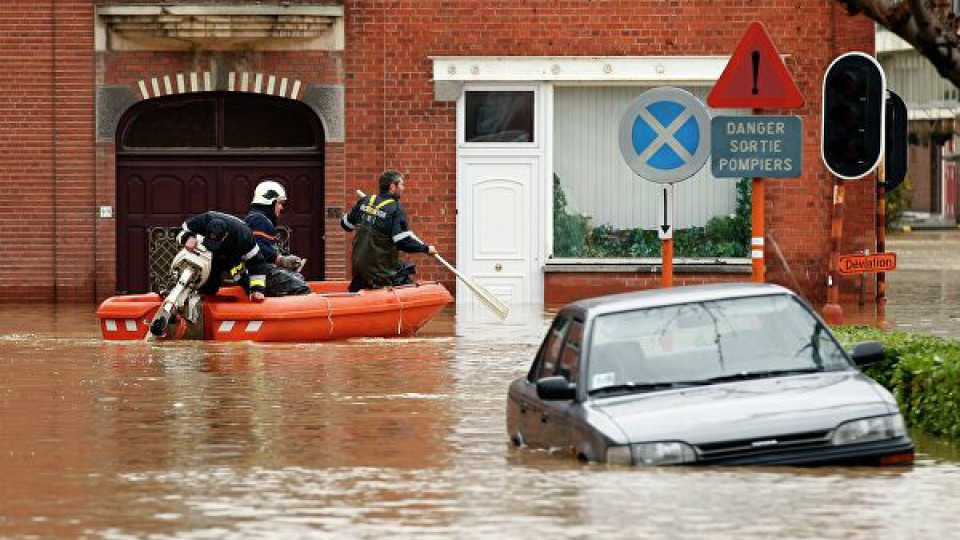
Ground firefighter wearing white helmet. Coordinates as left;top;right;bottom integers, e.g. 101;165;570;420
243;178;311;296
252;180;287;206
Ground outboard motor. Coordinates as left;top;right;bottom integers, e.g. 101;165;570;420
149;239;213;338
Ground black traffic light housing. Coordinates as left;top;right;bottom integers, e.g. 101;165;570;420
821;52;886;180
883;90;908;191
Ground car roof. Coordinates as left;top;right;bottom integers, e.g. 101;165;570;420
566;283;799;318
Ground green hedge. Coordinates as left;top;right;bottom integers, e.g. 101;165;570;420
834;326;960;442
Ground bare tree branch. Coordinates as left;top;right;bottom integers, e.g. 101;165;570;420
836;0;960;89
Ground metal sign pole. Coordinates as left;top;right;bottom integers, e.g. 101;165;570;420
662;238;674;287
659;184;675;288
876;158;887;318
751;177;765;282
823;176;845;324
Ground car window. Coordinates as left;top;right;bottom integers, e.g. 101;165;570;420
530;315;571;381
557;320;583;384
587;294;852;392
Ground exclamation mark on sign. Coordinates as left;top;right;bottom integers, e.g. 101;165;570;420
751;50;760;95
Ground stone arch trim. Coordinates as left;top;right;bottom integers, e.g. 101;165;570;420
96;72;344;143
136;71;303;100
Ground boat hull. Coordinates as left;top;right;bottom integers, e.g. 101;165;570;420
97;281;452;342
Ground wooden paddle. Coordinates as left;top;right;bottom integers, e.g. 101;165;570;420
355;189;509;319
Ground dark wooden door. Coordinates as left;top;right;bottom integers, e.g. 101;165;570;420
115;93;325;294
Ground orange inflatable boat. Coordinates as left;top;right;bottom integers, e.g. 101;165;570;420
97;281;452;342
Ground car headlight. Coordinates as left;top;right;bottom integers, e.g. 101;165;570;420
831;414;906;446
606;442;698;466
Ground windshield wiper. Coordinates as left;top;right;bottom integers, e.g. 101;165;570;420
698;367;823;384
588;380;710;395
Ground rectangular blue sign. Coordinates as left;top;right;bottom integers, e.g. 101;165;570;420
710;115;803;178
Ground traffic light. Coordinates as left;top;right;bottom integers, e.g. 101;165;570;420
821;52;886;179
883;90;908;190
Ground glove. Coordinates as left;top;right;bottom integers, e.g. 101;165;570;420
278;254;303;270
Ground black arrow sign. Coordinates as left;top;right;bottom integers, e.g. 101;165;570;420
660;187;671;235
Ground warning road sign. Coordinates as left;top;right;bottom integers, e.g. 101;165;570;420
711;115;803;178
707;22;803;109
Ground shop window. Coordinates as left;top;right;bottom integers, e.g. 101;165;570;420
552;86;751;260
464;91;534;143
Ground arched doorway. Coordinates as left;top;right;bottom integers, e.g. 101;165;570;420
115;92;325;294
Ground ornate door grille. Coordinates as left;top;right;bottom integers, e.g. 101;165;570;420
148;226;291;293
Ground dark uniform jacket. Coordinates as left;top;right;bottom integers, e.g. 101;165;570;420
340;192;429;291
244;205;311;297
243;205;279;264
177;211;268;295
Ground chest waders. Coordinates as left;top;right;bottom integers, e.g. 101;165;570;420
352;196;400;289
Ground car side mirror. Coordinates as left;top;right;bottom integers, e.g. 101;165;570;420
536;376;576;401
851;341;885;366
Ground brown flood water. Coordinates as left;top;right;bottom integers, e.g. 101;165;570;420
3;232;960;538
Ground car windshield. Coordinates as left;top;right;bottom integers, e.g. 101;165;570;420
587;294;851;394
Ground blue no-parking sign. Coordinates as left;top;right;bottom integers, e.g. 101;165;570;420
618;87;712;184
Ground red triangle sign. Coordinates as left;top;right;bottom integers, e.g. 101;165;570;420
708;22;804;108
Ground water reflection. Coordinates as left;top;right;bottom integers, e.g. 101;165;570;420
1;250;960;536
842;231;960;335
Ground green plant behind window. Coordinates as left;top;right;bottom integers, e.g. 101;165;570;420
553;173;591;257
552;175;751;258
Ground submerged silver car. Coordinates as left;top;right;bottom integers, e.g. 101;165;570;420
507;284;914;466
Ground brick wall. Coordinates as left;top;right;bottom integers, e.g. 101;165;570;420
546;272;751;306
0;1;95;301
0;0;877;306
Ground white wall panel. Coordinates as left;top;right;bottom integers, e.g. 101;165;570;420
553;86;742;230
880;51;959;105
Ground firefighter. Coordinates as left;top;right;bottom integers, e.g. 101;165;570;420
177;211;269;302
340;170;437;292
244;179;311;297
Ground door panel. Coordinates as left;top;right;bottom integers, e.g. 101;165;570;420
148;175;186;214
125;227;148;294
473;178;523;259
458;157;540;306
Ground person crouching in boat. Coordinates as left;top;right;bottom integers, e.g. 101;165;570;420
178;211;269;302
340;170;437;292
244;179;311;297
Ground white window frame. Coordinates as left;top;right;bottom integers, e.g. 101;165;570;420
458;85;541;151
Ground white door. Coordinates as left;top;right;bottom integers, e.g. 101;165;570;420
457;156;542;306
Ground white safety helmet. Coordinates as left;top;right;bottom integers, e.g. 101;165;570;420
252;180;288;206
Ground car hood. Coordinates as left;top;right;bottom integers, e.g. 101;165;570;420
591;371;893;445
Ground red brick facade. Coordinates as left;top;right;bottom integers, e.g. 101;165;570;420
1;1;875;307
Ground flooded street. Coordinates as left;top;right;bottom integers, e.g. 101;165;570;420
3;233;960;538
880;230;960;336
